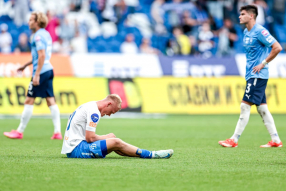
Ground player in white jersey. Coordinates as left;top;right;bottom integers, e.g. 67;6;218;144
61;94;173;159
219;5;283;148
4;12;61;140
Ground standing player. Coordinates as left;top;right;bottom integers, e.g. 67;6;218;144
61;94;173;159
4;12;61;140
218;5;283;148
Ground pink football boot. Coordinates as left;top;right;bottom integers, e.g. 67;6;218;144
3;130;23;139
51;132;62;140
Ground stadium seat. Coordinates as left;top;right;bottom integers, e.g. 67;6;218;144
274;24;286;43
101;22;118;38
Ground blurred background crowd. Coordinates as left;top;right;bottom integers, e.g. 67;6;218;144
0;0;286;58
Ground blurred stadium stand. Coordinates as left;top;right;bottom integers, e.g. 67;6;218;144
0;0;286;56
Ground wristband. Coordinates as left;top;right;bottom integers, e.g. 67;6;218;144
262;59;268;66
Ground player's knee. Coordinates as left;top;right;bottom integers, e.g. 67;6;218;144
240;103;251;112
46;97;56;106
257;105;268;116
24;98;34;105
113;138;123;148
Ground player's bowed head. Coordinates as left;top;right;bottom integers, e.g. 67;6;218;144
97;94;122;117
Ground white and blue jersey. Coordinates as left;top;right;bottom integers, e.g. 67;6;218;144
31;28;53;76
61;101;103;156
243;24;276;81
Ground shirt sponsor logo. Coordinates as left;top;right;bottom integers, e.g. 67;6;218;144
89;122;97;127
91;113;99;123
261;30;269;36
266;36;274;43
35;35;41;41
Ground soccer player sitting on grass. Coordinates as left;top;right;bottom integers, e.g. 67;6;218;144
61;94;173;159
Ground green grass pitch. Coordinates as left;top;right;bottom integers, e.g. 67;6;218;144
0;115;285;191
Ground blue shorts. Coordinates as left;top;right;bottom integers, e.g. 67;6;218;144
67;140;108;159
242;78;267;106
27;70;54;98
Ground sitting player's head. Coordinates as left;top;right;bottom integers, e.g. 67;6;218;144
239;5;258;24
29;11;48;31
99;94;122;117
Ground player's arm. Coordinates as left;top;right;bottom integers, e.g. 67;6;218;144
17;60;33;72
33;35;46;86
253;30;282;74
265;42;283;63
33;49;45;86
86;131;116;143
85;112;116;143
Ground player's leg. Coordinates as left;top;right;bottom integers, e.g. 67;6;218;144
258;94;282;147
17;97;35;133
45;70;62;139
46;97;62;139
106;138;173;159
3;90;35;139
67;139;173;159
219;79;254;147
230;101;252;141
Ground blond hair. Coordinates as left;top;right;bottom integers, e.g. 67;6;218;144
107;94;122;110
31;12;48;28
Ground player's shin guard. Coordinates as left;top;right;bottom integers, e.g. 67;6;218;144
17;104;34;133
257;105;281;143
49;105;61;133
231;103;251;143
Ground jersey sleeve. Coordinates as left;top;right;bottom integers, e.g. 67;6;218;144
86;109;101;132
35;35;46;51
258;29;277;47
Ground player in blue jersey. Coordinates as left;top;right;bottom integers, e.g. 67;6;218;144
4;12;62;140
219;5;283;148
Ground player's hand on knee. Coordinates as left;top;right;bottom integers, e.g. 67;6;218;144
107;133;116;138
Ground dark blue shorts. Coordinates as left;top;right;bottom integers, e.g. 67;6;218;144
242;78;268;106
67;140;108;159
27;70;54;98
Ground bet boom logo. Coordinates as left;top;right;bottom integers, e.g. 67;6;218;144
0;85;78;106
108;79;142;111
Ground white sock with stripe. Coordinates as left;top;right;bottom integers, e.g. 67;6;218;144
231;103;251;143
257;105;281;143
49;105;61;133
17;104;34;133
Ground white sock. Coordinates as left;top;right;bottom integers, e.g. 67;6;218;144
17;104;34;133
49;105;61;133
231;103;251;143
257;105;281;143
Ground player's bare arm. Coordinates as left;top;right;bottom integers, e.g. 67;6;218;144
33;49;45;86
253;42;282;74
86;130;116;143
17;60;33;72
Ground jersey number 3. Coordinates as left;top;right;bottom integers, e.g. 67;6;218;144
246;83;251;93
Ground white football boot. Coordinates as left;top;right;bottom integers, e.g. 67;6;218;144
152;149;174;159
